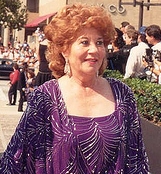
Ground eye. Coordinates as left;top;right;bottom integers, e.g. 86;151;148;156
96;40;104;46
80;40;89;45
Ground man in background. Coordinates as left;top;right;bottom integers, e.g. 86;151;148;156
17;62;28;112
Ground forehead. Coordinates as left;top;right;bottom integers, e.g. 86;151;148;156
146;33;152;38
76;28;102;38
125;33;130;38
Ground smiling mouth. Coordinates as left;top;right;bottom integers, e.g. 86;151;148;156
85;58;98;62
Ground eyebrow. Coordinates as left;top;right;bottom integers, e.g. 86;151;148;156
78;36;103;40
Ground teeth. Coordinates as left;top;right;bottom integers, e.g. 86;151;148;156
85;58;97;62
89;59;96;61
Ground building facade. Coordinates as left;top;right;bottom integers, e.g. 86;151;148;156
2;0;161;47
68;0;161;29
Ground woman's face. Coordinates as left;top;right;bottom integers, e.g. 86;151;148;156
64;28;106;77
124;33;132;45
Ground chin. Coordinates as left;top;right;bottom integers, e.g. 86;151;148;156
83;71;98;76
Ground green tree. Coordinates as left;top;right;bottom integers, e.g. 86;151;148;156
0;0;27;30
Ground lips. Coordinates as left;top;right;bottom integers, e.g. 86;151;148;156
85;58;98;62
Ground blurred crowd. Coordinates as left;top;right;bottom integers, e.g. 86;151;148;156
107;21;161;85
0;38;39;73
2;27;53;112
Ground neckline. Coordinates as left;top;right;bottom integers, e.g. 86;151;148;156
55;78;117;119
68;111;117;121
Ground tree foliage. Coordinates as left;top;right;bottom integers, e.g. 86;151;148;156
0;0;28;30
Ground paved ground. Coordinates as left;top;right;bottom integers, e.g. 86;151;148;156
0;101;23;153
0;82;25;154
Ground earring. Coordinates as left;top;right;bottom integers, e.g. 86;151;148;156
64;59;71;76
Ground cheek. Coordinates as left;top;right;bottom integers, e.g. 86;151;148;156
70;45;84;57
150;38;153;42
147;37;151;41
100;49;106;58
69;49;85;65
98;49;106;64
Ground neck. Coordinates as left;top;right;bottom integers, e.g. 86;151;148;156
152;38;161;46
69;75;100;88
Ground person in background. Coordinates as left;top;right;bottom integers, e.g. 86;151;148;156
107;27;125;73
17;62;28;112
113;28;126;50
2;47;9;58
0;36;3;46
35;30;53;86
0;3;149;173
7;63;20;105
143;24;161;83
120;21;130;36
150;59;161;84
22;40;29;51
145;24;161;51
124;26;150;79
124;24;135;34
25;69;36;100
7;47;14;60
119;28;139;74
13;48;20;62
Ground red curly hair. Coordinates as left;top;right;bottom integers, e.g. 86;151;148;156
44;3;115;78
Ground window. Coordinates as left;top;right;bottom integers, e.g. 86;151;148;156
27;0;39;13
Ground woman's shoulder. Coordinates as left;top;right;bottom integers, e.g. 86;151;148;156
106;77;124;85
37;79;59;93
30;79;59;100
106;77;132;94
106;77;136;111
26;79;61;112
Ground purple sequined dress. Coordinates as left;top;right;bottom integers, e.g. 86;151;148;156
0;78;149;173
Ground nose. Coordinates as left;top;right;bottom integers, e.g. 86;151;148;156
88;43;98;52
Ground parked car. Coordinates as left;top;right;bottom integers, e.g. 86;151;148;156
0;58;14;79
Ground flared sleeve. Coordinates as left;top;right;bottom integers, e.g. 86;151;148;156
124;90;149;173
111;78;150;173
0;82;55;173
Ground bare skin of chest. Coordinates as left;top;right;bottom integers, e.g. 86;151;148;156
58;77;115;117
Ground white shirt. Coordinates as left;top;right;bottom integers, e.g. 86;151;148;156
159;73;161;84
124;42;149;79
152;41;161;51
152;42;161;82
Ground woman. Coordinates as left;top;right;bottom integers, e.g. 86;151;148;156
35;31;53;86
17;62;28;112
119;29;139;74
0;3;149;173
25;69;36;100
108;28;125;74
7;62;20;105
